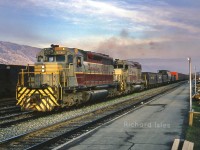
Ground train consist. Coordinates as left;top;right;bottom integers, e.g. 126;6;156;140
142;70;188;88
15;45;188;112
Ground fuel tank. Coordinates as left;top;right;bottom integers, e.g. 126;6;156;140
86;90;109;101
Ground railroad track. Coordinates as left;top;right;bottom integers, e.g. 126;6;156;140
0;111;36;128
0;110;64;128
0;82;185;150
0;98;16;107
0;105;86;128
0;106;21;116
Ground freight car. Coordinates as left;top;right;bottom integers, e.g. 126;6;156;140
157;73;163;85
0;64;33;98
142;70;188;89
142;72;157;88
158;70;172;83
170;72;188;81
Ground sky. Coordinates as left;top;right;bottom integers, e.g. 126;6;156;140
0;0;200;73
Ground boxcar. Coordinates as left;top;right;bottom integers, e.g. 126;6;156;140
170;72;188;81
157;73;163;85
158;70;171;83
142;72;157;88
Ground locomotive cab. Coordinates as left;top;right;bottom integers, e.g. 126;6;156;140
16;45;85;111
34;45;84;88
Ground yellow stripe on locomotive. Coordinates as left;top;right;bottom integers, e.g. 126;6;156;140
16;84;60;111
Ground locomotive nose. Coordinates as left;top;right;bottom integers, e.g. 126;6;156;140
30;94;41;104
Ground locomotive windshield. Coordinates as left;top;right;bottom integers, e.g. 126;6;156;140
114;64;124;69
46;55;65;62
38;56;43;62
56;55;65;62
48;56;54;62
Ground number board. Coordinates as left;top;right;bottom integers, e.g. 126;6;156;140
55;51;65;55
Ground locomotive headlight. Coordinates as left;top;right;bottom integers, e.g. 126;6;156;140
41;65;45;72
41;69;45;72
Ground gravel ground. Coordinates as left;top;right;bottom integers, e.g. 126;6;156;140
0;83;181;142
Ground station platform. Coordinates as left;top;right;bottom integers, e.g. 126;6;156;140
56;84;189;150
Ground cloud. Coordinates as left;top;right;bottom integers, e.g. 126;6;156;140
120;29;129;38
1;0;200;49
0;22;54;48
0;0;200;65
134;58;190;73
94;28;200;60
8;0;200;33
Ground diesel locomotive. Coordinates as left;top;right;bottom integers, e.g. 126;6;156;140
16;45;143;111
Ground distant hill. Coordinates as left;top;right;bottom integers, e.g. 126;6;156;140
0;41;190;73
0;41;40;65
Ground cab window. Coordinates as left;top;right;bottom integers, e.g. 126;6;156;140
48;56;54;62
56;55;65;62
118;65;123;68
38;56;43;62
114;64;123;68
77;57;82;67
68;55;73;64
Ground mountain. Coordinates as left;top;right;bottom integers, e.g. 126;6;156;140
0;41;190;73
0;41;40;65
